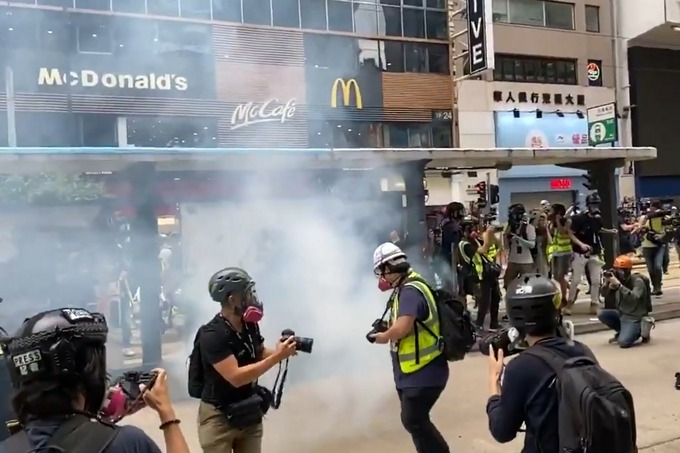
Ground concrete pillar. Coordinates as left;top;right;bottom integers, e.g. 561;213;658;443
126;162;162;367
399;160;429;269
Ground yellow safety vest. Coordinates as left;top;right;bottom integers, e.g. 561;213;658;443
458;240;483;278
548;227;572;259
487;243;498;262
642;217;664;248
390;271;442;374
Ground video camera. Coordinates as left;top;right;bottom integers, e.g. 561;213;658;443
365;319;388;343
281;329;314;354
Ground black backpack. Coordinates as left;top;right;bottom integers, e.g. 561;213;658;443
635;272;653;313
405;276;476;362
1;415;118;453
187;326;204;399
525;345;637;453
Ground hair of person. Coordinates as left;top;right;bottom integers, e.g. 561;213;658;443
11;344;107;424
524;324;557;337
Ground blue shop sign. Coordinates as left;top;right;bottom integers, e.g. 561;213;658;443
495;111;589;148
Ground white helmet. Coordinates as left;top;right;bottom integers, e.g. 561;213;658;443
373;242;406;271
540;200;550;207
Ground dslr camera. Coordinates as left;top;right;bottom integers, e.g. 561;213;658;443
479;327;525;358
366;319;388;343
281;329;314;354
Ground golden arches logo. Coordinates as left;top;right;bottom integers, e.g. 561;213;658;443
330;78;363;109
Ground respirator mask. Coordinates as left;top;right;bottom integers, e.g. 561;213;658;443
238;285;264;323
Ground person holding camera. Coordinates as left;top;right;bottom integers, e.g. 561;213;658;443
598;255;654;347
189;267;297;453
458;216;501;332
503;204;536;288
640;200;668;295
485;275;598;452
0;307;189;453
369;242;450;453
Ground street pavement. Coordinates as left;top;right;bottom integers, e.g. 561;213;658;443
123;319;680;452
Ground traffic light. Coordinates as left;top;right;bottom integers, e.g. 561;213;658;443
583;171;596;191
475;181;487;208
489;184;500;205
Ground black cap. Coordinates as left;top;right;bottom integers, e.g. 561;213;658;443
586;193;601;205
208;267;253;303
505;274;559;329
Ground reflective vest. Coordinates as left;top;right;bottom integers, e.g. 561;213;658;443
390;271;442;374
548;227;572;258
487;243;499;262
642;216;664;247
458;239;483;278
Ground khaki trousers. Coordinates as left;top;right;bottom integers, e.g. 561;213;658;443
197;401;263;453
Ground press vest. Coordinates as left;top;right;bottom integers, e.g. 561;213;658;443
642;216;664;248
390;271;442;374
458;239;483;278
548;226;572;258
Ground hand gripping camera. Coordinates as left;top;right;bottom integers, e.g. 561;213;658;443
100;371;159;422
281;329;314;354
365;319;388;343
479;327;525;358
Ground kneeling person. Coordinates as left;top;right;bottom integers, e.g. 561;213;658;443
192;267;296;453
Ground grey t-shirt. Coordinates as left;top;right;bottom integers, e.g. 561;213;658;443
508;223;536;265
390;287;449;389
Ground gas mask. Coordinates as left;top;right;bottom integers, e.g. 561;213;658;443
240;286;264;323
587;204;600;214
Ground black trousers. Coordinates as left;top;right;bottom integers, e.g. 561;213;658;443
397;386;450;453
476;277;501;329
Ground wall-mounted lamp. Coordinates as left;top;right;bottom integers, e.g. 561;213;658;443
556;110;565;118
576;110;584;119
512;108;520;118
536;109;543;119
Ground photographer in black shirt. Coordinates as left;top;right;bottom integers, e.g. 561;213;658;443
194;267;296;453
486;274;595;453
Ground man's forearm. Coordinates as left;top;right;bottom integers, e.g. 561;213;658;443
159;408;190;453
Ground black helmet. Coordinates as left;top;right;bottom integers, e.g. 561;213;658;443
586;192;601;205
2;308;108;386
208;267;253;303
505;274;559;330
509;203;526;215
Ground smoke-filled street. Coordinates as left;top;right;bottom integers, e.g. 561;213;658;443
124;319;680;452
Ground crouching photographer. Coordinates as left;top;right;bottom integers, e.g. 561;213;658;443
486;275;599;453
0;307;189;453
188;267;300;453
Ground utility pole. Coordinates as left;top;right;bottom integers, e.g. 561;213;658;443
447;0;495;147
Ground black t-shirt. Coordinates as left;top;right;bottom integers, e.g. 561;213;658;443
440;220;460;262
570;213;603;255
199;315;265;406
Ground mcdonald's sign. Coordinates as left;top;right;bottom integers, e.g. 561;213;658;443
330;78;363;109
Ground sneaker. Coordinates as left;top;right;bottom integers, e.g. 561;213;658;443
641;316;655;342
608;335;619;344
122;348;136;358
652;290;663;297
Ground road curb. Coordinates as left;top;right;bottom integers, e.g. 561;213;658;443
574;305;680;335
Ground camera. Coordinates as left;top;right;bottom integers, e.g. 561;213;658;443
281;329;314;354
603;270;614;279
366;319;388;343
479;327;524;358
100;371;158;421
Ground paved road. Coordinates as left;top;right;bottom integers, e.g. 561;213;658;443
123;319;680;452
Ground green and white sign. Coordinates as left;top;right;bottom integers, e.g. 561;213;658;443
587;102;618;146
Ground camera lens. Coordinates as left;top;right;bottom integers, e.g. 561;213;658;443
296;337;314;354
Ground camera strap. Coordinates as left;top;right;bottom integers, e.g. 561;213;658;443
271;358;289;409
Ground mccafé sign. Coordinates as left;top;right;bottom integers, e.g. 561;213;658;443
230;99;296;130
37;68;188;91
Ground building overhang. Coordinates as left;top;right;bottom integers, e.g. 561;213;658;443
629;23;680;50
0;147;656;174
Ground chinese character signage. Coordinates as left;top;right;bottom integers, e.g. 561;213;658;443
494;111;589;148
587;60;602;87
493;90;585;106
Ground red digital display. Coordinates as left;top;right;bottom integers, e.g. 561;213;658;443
550;178;572;190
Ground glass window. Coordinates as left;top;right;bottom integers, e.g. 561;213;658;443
501;58;513;80
0;112;7;148
380;0;399;5
408;124;431;147
16;113;78;147
112;0;146;12
555;60;566;84
388;124;409;147
114;18;158;53
427;44;448;74
565;60;576;84
1;9;38;51
403;0;422;6
81;115;117;147
181;0;211;19
243;0;271;26
300;0;326;29
157;22;211;54
39;11;73;53
404;42;427;72
425;10;446;39
509;0;543;27
77;15;112;53
543;60;555;82
303;33;328;67
384;40;404;72
273;0;300;27
426;0;445;8
513;59;525;81
403;8;425;38
493;55;578;85
544;1;573;30
75;0;110;10
147;0;180;16
524;59;538;82
328;1;353;32
492;0;508;22
380;5;402;36
127;117;218;148
354;2;379;35
432;123;452;147
38;0;75;6
585;5;600;32
212;0;242;22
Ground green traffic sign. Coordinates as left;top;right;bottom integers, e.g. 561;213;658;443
587;102;618;146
